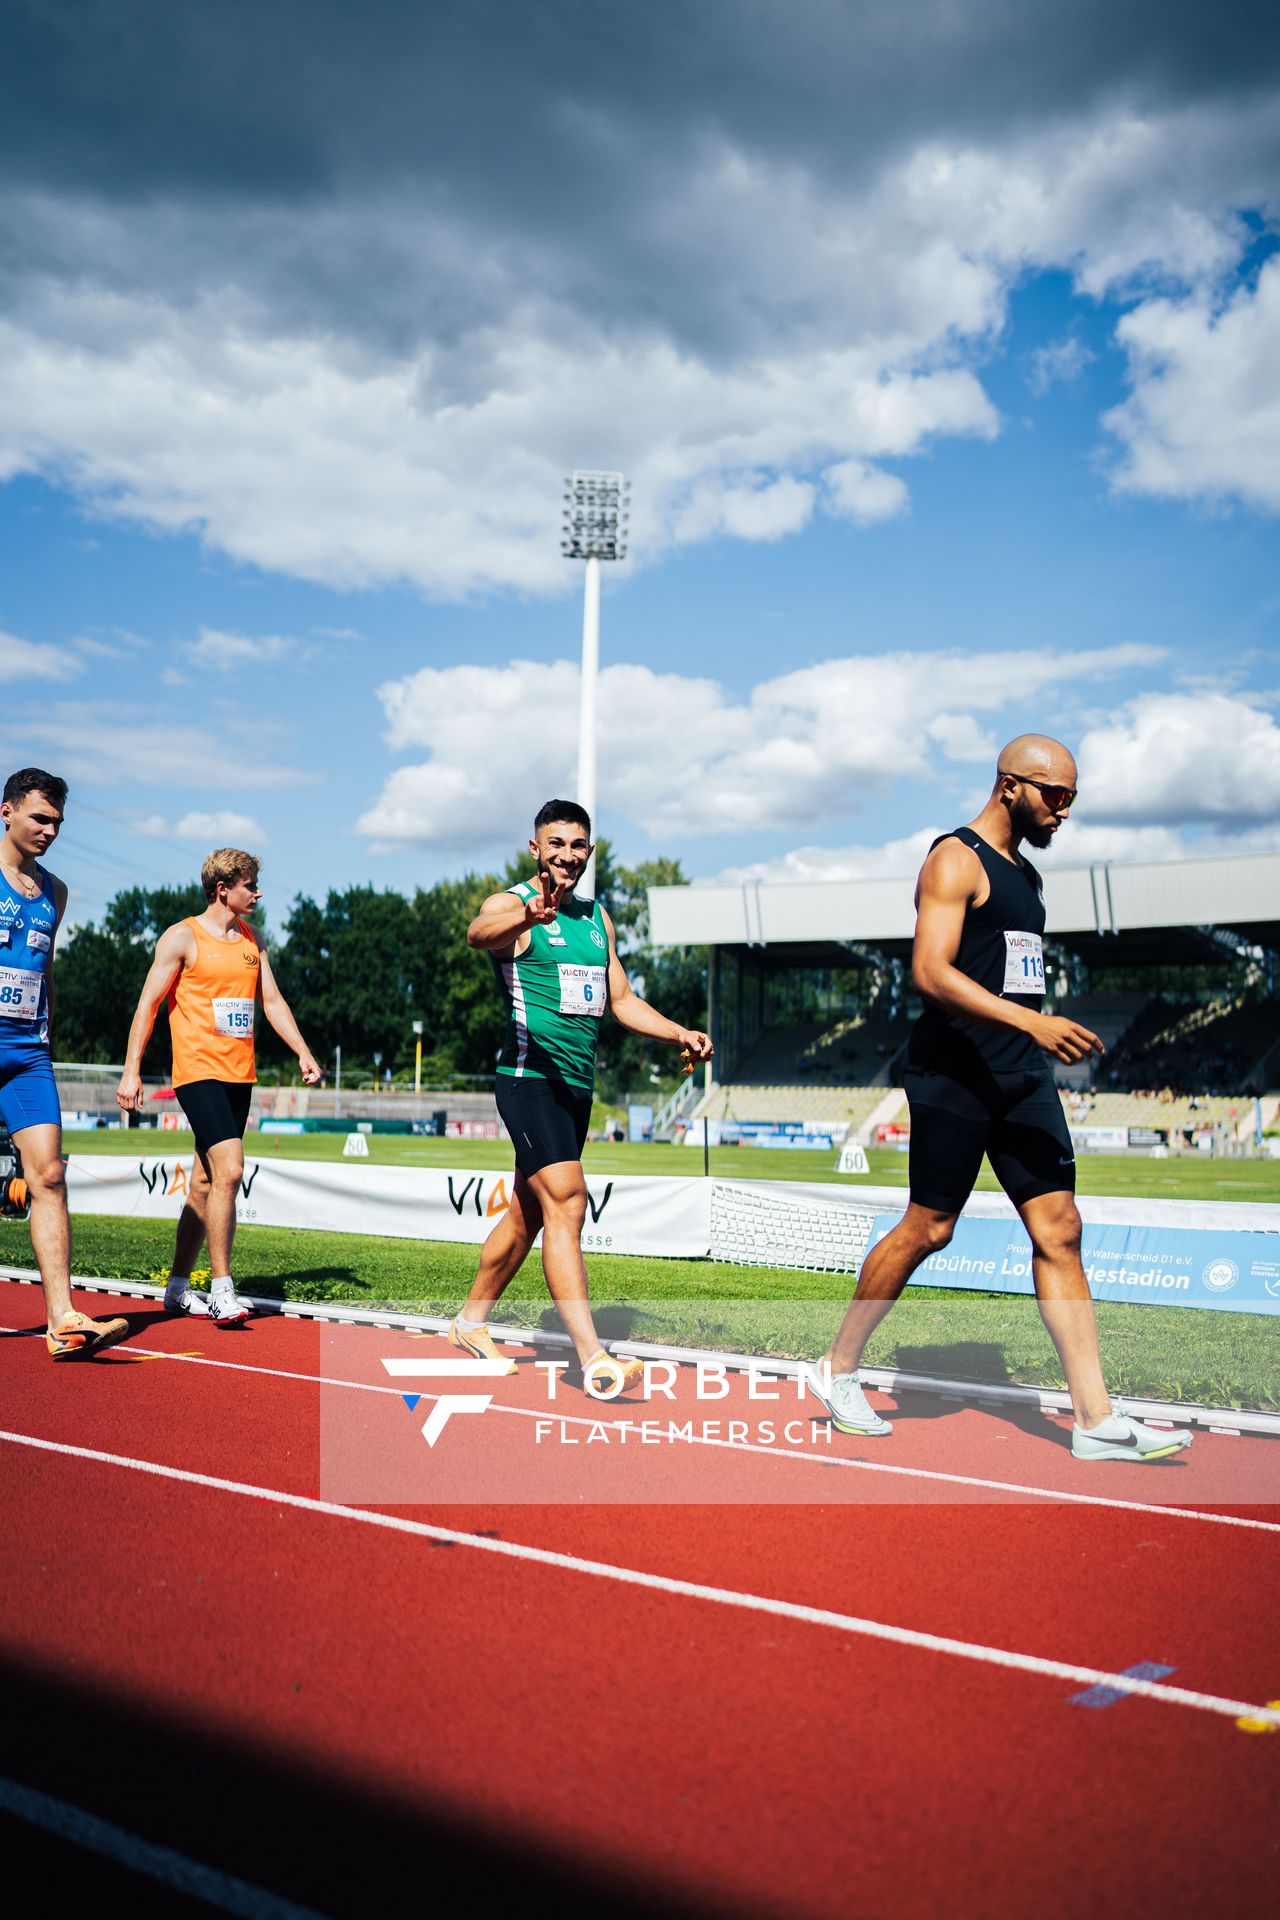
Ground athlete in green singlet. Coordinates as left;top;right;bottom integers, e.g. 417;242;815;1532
454;799;713;1396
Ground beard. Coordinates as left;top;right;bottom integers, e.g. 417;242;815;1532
1012;794;1055;850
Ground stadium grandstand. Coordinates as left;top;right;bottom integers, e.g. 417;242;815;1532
647;850;1280;1152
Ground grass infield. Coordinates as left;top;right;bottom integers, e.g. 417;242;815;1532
1;1130;1272;1408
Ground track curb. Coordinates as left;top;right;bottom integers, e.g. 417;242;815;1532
5;1263;1278;1438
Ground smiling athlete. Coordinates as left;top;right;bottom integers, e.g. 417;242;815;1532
455;799;712;1395
807;735;1192;1462
0;768;130;1359
116;848;321;1325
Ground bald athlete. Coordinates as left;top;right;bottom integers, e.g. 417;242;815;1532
805;735;1192;1462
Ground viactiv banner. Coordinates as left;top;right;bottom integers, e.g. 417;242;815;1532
65;1156;711;1259
866;1213;1280;1316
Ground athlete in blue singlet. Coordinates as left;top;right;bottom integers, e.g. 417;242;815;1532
0;769;127;1359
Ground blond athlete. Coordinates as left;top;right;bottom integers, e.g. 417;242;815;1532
117;849;320;1325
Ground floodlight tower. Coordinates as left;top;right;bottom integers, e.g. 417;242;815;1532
561;470;629;897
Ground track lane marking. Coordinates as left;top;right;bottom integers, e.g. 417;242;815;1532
0;1773;328;1919
2;1426;1278;1731
54;1343;1280;1535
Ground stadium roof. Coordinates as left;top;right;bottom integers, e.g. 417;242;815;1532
647;850;1280;970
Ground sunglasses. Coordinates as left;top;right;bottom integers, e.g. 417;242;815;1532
1005;773;1077;812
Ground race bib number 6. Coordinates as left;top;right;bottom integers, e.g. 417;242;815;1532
0;966;42;1020
1002;931;1045;995
212;995;256;1039
558;964;607;1018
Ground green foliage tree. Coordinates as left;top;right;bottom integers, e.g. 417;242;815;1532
53;884;205;1067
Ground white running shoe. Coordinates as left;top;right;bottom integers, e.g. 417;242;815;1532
207;1290;252;1328
802;1363;893;1436
1072;1407;1192;1463
164;1287;211;1317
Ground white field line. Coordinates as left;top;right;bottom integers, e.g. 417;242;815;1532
68;1342;1280;1536
2;1427;1276;1733
0;1773;328;1920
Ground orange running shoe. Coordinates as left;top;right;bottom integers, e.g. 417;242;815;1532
448;1318;518;1375
582;1350;645;1399
46;1310;130;1361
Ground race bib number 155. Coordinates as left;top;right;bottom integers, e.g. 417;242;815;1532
212;996;256;1039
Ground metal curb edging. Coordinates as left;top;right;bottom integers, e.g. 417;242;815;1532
4;1264;1278;1439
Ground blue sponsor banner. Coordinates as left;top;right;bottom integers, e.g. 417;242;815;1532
867;1215;1280;1317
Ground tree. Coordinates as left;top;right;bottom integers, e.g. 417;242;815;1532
53;883;205;1067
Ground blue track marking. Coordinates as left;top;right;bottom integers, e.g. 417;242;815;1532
1071;1661;1177;1709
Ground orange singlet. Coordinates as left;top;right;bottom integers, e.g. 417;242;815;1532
168;917;262;1086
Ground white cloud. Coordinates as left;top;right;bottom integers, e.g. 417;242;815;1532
1076;690;1280;825
358;642;1161;847
1104;256;1280;512
13;702;313;791
0;75;1273;596
183;627;298;671
0;629;83;683
1026;335;1095;394
138;810;268;846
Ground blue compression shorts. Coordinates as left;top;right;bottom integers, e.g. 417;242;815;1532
0;1034;62;1133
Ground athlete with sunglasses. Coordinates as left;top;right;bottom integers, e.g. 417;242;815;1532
806;733;1192;1463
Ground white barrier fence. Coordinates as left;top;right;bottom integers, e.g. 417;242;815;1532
65;1155;709;1260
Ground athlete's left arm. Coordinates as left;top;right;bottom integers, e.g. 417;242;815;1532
602;910;713;1061
255;938;323;1084
43;873;69;1039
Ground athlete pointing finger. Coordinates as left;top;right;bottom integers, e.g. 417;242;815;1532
451;798;712;1398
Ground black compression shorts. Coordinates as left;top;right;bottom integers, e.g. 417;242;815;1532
903;1064;1075;1213
175;1079;253;1156
495;1075;592;1178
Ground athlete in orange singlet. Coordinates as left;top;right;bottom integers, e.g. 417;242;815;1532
116;848;321;1325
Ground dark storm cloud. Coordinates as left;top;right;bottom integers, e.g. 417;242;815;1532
7;0;1279;205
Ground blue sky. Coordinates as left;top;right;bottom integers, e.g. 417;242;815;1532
1;2;1277;930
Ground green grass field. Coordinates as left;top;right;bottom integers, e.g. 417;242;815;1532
4;1128;1274;1409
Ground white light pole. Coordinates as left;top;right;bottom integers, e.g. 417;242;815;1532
562;470;629;898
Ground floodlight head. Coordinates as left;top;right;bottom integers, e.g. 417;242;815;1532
560;468;629;561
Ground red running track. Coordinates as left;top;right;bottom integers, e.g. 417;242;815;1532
2;1278;1279;1920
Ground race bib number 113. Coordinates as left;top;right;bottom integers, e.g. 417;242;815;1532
1002;932;1045;995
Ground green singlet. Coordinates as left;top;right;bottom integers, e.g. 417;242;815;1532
493;882;610;1090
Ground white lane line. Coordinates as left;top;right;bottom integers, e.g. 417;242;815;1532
0;1773;329;1919
116;1346;1280;1536
2;1426;1278;1732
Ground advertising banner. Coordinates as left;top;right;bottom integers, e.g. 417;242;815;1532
65;1156;711;1259
1069;1125;1129;1151
865;1212;1280;1316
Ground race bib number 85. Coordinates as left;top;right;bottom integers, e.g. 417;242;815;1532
0;967;41;1020
1002;931;1045;995
558;964;607;1018
212;996;256;1039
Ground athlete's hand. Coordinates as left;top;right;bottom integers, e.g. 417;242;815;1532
523;870;564;925
675;1029;713;1064
297;1049;323;1086
115;1069;144;1111
1028;1013;1104;1064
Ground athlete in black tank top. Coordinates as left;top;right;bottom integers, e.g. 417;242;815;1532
800;735;1192;1464
910;826;1046;1077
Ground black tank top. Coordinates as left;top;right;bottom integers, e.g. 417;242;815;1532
909;827;1046;1076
